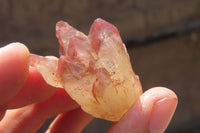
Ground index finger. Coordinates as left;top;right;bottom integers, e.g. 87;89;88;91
4;67;58;109
0;43;29;105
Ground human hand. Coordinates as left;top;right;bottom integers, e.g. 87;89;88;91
0;43;177;133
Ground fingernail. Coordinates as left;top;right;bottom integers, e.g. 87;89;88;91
149;97;178;133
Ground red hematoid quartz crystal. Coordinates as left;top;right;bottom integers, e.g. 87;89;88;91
29;18;143;121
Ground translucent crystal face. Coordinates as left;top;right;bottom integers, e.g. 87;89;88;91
29;18;142;121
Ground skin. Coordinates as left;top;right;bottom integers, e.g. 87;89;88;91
0;43;177;133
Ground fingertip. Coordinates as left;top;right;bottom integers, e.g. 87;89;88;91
0;42;30;104
0;42;30;57
12;42;30;56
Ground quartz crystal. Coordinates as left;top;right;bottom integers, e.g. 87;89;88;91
29;18;142;121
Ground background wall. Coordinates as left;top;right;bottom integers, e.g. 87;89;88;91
0;0;200;132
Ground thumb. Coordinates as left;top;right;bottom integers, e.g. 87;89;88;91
108;87;178;133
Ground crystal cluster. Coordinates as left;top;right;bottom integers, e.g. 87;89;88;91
29;18;142;121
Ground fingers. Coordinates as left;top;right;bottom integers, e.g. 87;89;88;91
0;43;91;133
108;87;178;133
0;88;79;133
4;67;57;109
0;43;59;119
0;43;29;105
33;88;79;118
46;108;93;133
0;105;45;133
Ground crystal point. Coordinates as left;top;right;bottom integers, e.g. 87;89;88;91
29;18;142;121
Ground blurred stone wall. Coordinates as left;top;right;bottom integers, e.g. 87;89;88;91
128;31;200;132
1;0;200;49
0;0;200;133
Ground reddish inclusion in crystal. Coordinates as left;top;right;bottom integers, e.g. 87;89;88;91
29;18;142;121
88;18;120;54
